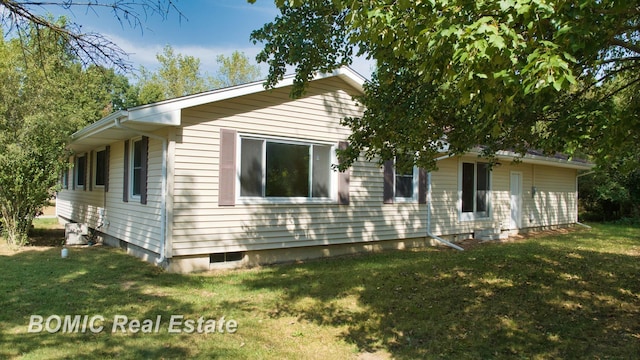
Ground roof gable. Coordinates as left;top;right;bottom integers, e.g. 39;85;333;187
69;67;366;152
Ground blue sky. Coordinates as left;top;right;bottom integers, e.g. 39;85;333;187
49;1;373;80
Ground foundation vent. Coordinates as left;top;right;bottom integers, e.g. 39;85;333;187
210;252;244;263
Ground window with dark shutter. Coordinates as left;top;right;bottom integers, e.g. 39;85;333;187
383;156;419;203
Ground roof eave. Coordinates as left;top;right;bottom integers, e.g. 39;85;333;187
70;110;129;142
493;150;594;170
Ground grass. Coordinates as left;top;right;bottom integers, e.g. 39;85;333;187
1;223;639;359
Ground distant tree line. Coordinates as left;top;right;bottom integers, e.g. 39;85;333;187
0;3;262;246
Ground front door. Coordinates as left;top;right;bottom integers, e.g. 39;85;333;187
510;172;522;229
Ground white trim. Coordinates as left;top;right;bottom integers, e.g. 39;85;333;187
70;110;128;141
236;133;337;204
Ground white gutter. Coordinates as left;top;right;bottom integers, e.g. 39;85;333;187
427;167;464;251
115;118;169;266
577;170;595;178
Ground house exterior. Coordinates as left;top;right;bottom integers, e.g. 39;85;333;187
57;67;593;272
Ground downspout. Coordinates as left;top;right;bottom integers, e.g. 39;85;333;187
575;170;596;229
115;117;169;265
427;155;464;251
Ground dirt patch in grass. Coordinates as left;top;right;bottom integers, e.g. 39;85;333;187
26;228;65;247
0;219;65;255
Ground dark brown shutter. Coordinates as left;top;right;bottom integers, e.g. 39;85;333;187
104;145;110;192
83;154;88;191
88;151;93;191
337;141;350;205
418;168;427;204
72;156;76;190
140;136;149;205
383;159;394;204
123;140;129;202
218;129;237;206
64;165;69;189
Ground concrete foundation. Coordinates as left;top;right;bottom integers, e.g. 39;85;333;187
57;215;577;274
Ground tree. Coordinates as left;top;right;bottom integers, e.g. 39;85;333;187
0;0;182;71
136;46;261;104
578;71;640;221
137;44;213;104
250;0;640;170
212;50;261;89
0;22;128;246
579;169;640;221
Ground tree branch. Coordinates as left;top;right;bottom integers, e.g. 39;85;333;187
610;38;640;55
0;0;184;72
601;76;640;103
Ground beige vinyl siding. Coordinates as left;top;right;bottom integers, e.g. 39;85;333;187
429;157;466;235
171;77;428;256
57;139;164;254
528;165;577;226
429;156;578;236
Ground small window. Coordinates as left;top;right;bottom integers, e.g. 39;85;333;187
75;155;86;188
239;137;333;199
131;139;143;197
461;162;491;219
394;154;416;199
94;149;107;187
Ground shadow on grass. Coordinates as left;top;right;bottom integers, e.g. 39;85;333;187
26;227;65;247
0;245;239;359
241;226;640;359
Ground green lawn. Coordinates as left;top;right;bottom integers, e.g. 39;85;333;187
1;223;639;359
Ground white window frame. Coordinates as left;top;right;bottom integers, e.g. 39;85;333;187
458;159;492;221
393;156;419;203
75;154;86;188
236;134;337;204
129;137;143;200
93;147;107;189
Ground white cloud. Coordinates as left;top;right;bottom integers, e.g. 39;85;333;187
104;33;268;79
104;32;373;83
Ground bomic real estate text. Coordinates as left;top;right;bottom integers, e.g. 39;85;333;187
27;314;238;334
